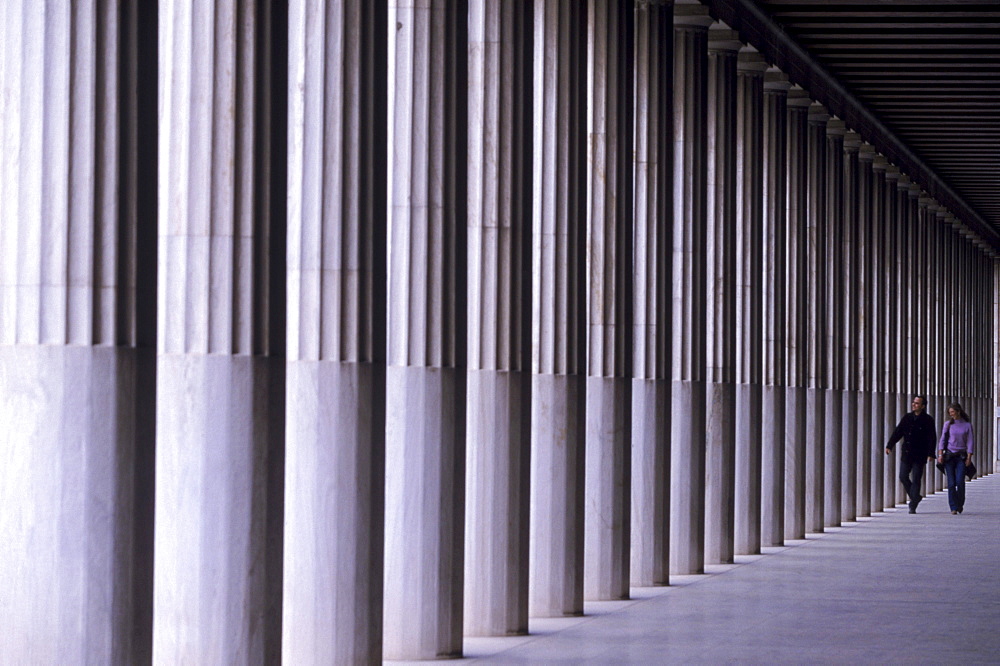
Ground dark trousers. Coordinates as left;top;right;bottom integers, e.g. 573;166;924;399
898;456;926;508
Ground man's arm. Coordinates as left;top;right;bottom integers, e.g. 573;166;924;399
885;415;907;454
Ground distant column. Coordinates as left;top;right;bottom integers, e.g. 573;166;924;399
283;2;387;661
869;155;888;512
383;0;469;659
823;117;845;528
154;2;287;661
669;0;712;575
805;102;829;533
840;130;860;523
585;0;634;601
529;0;588;617
760;68;790;547
0;3;156;662
856;142;876;518
463;0;534;637
704;24;740;566
733;46;766;557
630;0;673;588
784;85;810;541
882;165;902;510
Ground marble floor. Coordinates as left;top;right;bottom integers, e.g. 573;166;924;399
426;472;1000;664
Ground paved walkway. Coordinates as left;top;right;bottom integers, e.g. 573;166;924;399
459;473;1000;664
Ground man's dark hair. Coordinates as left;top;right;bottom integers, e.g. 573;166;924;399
913;395;927;406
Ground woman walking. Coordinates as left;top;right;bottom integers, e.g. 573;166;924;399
937;403;975;515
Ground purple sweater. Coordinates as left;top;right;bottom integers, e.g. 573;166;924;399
939;419;975;456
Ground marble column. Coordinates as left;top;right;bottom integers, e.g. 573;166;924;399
805;102;828;533
761;68;790;548
282;2;387;662
733;46;765;557
823;118;845;528
383;1;468;659
0;3;156;662
463;0;533;637
869;156;888;512
669;0;712;575
585;0;634;601
631;0;672;588
784;85;810;541
530;0;588;617
840;130;860;523
855;142;876;518
154;2;286;662
703;25;739;566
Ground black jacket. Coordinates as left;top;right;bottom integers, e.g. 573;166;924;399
886;411;936;462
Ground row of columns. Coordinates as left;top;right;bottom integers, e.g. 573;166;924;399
1;0;997;663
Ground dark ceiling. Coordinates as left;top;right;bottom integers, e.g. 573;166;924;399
705;0;1000;250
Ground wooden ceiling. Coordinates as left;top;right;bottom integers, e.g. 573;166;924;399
706;0;1000;250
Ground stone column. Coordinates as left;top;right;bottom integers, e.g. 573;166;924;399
631;0;672;588
916;196;933;499
869;156;887;512
805;102;828;533
733;46;765;557
463;0;533;637
530;0;587;617
585;0;634;601
0;3;156;662
931;208;947;490
855;142;875;518
823;118;845;528
154;2;286;662
703;24;739;566
761;68;790;547
669;0;712;575
283;2;387;661
840;130;860;523
901;181;920;504
784;85;810;541
383;1;468;659
882;166;902;510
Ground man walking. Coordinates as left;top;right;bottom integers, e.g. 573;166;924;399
885;396;937;513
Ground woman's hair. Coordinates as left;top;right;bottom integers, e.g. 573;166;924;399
947;402;970;422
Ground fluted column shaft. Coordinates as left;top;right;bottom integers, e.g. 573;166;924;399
463;0;533;637
869;156;887;512
0;3;156;662
154;2;286;662
784;86;810;541
529;0;588;617
840;131;860;523
631;0;673;587
760;69;790;547
733;47;765;557
384;1;468;659
585;0;634;601
882;167;901;510
823;118;845;528
703;26;739;566
669;2;712;575
856;143;876;518
805;103;828;532
283;2;386;662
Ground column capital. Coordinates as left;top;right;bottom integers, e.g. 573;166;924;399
763;67;792;92
708;24;742;52
918;196;935;209
826;117;846;137
787;85;811;107
936;208;950;221
674;2;715;29
859;143;876;162
907;183;921;198
844;131;862;152
873;155;889;171
895;172;910;187
885;164;901;181
808;102;829;124
737;46;768;73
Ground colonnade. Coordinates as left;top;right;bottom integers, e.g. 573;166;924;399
1;1;997;664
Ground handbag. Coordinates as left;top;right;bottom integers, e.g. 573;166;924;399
965;459;977;481
935;423;951;474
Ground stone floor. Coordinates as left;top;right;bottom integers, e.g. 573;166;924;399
443;472;1000;664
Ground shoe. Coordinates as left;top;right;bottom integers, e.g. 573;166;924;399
958;508;963;514
909;507;916;514
952;511;958;515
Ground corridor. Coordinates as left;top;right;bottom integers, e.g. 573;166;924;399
457;473;1000;664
